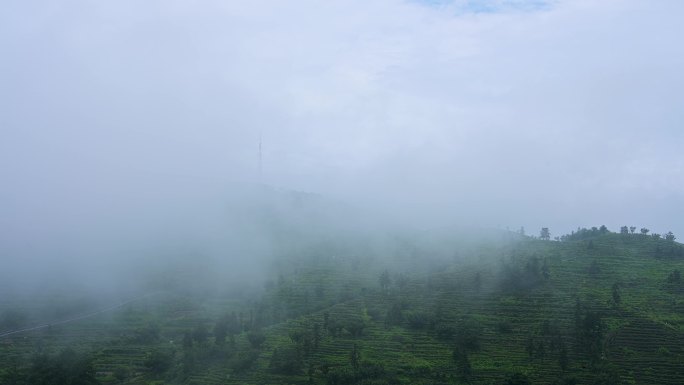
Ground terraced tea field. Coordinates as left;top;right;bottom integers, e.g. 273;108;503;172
2;231;683;384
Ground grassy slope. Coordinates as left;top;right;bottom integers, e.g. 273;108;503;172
222;233;684;384
2;232;683;384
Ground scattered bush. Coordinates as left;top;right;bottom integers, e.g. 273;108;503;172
247;331;266;349
28;349;99;385
228;349;260;373
132;323;160;344
269;345;303;375
144;349;174;374
405;311;434;330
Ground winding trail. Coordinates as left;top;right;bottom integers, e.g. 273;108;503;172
0;293;153;339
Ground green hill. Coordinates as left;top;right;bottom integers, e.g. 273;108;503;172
2;229;684;385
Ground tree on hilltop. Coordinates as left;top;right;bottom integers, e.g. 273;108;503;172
540;228;550;241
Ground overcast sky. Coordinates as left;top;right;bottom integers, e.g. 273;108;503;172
1;0;683;268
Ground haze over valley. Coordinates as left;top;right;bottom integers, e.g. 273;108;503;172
1;1;684;384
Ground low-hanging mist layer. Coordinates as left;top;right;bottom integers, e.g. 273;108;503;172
1;0;683;296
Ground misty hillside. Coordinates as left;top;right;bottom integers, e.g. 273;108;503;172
2;221;683;385
3;1;684;385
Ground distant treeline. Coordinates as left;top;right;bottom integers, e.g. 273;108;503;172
557;225;677;243
558;225;610;241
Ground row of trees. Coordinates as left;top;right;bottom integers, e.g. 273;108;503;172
500;255;550;294
269;310;371;377
536;224;679;243
379;270;410;294
620;226;676;241
179;312;244;350
560;226;609;242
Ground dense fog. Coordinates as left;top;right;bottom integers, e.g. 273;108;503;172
2;0;683;298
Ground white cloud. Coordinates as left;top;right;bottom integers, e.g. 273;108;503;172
1;0;683;243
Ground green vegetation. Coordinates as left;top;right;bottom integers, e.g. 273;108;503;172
2;227;684;384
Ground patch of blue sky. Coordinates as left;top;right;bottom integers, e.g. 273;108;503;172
416;0;554;14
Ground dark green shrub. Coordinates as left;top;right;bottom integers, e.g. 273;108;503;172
228;350;259;373
247;331;266;349
269;345;303;375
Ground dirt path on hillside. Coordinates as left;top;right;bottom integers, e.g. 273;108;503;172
0;293;153;339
